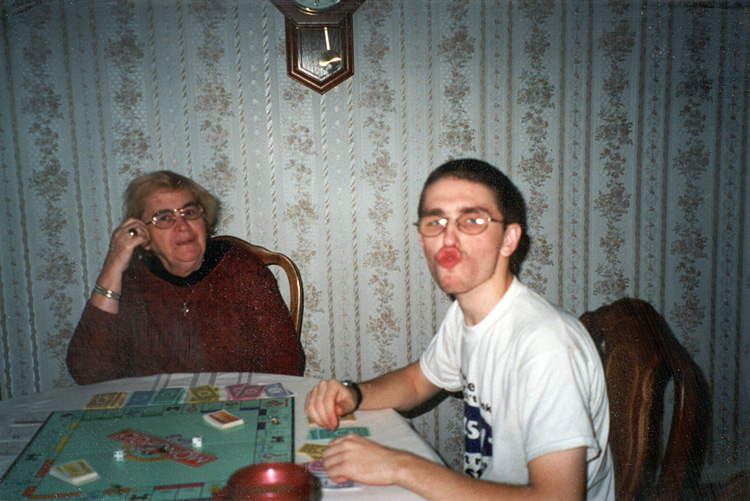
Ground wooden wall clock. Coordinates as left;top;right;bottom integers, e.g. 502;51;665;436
269;0;365;94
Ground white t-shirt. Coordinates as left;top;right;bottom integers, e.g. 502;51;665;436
420;278;615;500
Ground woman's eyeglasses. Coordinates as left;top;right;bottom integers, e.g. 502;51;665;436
146;203;204;229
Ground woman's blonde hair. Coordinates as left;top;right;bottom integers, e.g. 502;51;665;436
123;170;220;235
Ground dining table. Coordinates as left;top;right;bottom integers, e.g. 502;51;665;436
0;372;444;500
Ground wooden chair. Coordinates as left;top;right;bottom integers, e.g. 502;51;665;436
718;470;750;501
579;298;709;501
212;235;303;338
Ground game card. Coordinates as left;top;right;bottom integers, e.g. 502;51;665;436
187;385;221;403
151;387;185;405
307;426;371;441
49;460;99;486
298;443;327;460
203;410;245;429
263;383;293;397
302;460;356;489
125;390;155;407
84;392;128;410
307;412;357;425
225;383;265;401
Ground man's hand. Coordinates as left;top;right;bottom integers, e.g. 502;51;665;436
304;379;358;430
322;433;407;485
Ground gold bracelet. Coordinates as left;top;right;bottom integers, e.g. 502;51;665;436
92;283;121;300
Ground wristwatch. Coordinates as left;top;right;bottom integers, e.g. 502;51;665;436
341;380;362;411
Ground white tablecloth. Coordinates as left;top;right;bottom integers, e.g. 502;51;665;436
0;372;443;500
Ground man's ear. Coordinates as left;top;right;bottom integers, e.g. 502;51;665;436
500;223;522;258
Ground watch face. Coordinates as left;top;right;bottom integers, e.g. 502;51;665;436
295;0;342;12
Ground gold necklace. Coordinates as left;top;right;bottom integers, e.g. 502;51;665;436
167;282;198;316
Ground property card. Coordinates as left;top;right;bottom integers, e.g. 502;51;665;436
151;387;185;405
224;383;266;401
307;412;356;426
84;392;128;410
49;460;99;486
125;390;155;407
297;443;327;460
187;385;221;403
203;410;244;429
263;383;293;397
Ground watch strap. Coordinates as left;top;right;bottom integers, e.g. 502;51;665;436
341;380;362;411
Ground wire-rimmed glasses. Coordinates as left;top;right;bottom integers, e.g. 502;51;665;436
414;210;504;237
146;203;204;229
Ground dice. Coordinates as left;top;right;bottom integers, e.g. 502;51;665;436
114;449;125;460
192;435;203;448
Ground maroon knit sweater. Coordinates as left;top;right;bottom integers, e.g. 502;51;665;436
67;243;303;384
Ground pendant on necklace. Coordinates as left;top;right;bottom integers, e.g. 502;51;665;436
181;303;189;315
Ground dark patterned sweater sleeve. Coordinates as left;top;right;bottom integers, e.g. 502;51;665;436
66;302;131;384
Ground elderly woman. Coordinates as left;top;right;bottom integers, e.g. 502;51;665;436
67;171;303;384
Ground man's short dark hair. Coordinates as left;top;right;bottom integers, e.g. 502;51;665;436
418;158;529;274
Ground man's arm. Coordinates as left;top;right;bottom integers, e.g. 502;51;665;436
305;361;440;430
323;434;587;501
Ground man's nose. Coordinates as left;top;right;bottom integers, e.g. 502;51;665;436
441;218;460;245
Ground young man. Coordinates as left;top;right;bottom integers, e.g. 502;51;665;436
305;159;614;500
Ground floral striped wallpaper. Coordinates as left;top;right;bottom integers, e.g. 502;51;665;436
1;0;748;481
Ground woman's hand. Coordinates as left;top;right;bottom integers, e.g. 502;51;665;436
101;218;150;277
89;218;150;314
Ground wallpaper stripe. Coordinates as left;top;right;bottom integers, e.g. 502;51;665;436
147;1;164;171
710;3;727;462
556;0;567;304
261;3;279;250
737;21;750;464
658;2;675;314
346;79;362;382
398;0;413;363
89;2;113;238
322;96;337;376
177;1;192;181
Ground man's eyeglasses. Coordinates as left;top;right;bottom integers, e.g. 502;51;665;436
146;203;204;229
414;211;504;237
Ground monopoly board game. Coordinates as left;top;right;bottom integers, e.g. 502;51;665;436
0;397;294;500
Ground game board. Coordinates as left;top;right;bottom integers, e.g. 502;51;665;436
0;397;294;500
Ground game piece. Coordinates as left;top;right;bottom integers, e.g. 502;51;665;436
203;409;245;429
49;460;99;486
192;435;203;447
113;449;125;460
187;384;221;403
84;392;128;410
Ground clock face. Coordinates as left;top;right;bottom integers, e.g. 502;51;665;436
294;0;342;12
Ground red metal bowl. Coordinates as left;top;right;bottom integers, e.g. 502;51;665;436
212;462;316;500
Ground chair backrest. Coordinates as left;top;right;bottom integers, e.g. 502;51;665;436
212;235;303;338
718;470;750;501
579;298;708;501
